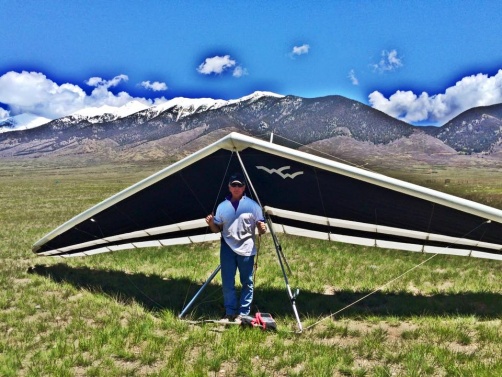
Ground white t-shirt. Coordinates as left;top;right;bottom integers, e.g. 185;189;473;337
214;196;264;256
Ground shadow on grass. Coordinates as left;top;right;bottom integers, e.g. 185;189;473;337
29;263;502;320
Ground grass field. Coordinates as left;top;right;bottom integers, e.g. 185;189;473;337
1;159;501;376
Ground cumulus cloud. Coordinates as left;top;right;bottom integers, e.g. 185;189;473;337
369;69;502;124
232;66;248;78
348;69;359;85
0;71;158;119
0;71;87;119
82;74;150;109
372;49;403;73
141;80;168;91
197;55;236;75
85;74;128;88
0;107;10;120
291;44;310;56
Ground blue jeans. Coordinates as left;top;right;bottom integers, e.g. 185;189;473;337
220;240;255;316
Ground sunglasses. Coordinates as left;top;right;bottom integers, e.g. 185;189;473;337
230;183;245;188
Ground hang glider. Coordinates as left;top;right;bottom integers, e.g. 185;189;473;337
33;132;502;261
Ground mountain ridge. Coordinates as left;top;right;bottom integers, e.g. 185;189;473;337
0;93;501;166
0;113;52;133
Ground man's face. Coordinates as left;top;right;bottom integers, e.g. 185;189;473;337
229;182;245;195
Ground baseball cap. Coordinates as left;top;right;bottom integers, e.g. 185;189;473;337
228;172;246;185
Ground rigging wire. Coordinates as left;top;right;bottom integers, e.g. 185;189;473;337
236;150;303;332
210;151;236;214
85;216;165;310
234;150;264;287
111;248;224;317
93;151;237;317
258;131;498;331
253;233;262;287
304;253;439;331
180;150;235;314
261;131;375;171
304;219;493;332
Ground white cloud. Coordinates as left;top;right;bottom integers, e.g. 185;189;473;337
372;49;403;73
141;80;168;91
85;77;104;87
0;71;87;119
85;74;128;89
197;55;236;75
369;69;502;124
348;69;359;85
232;66;248;78
0;107;10;120
152;97;169;105
83;74;146;108
0;71;158;119
292;44;310;56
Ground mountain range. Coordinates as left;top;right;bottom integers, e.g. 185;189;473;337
1;91;501;167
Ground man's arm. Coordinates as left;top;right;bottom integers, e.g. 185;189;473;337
205;213;222;233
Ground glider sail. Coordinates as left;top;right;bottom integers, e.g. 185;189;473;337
33;132;502;261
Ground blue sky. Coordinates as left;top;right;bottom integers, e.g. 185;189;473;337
1;0;502;125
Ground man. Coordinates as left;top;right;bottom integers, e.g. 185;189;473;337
205;172;267;322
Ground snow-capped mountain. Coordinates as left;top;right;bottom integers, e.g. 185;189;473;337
0;92;285;133
0;91;500;161
229;91;283;104
136;91;285;122
0;113;52;133
69;100;150;123
142;97;229;122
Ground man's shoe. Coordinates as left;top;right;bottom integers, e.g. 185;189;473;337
220;314;235;323
234;315;242;324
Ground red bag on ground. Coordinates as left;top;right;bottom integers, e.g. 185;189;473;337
251;312;277;331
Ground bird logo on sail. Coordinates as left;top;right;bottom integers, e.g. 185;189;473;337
256;165;304;179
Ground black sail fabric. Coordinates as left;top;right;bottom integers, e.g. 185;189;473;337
33;132;502;260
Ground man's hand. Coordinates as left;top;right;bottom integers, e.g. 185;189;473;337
206;213;221;233
257;221;267;235
205;213;214;225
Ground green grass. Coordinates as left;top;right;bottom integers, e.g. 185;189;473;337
0;159;501;376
